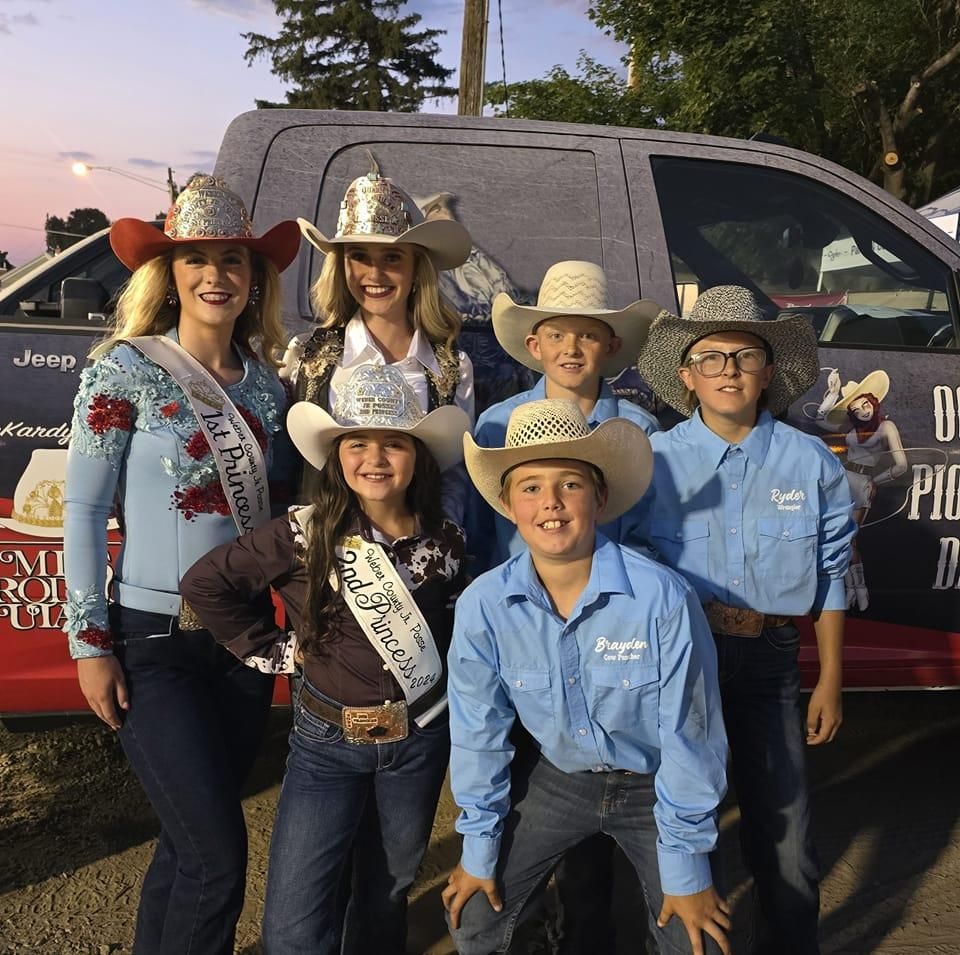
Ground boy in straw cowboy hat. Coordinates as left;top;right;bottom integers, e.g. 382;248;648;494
442;399;730;955
466;260;661;574
637;286;857;954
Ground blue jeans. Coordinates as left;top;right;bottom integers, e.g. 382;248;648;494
114;606;274;955
714;625;820;954
448;752;723;955
262;680;450;955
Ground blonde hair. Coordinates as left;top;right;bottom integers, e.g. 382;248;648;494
309;245;462;349
94;249;286;367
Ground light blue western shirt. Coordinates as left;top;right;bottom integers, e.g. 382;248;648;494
465;377;660;573
648;410;856;615
447;533;727;895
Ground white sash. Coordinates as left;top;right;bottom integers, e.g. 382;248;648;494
127;336;270;534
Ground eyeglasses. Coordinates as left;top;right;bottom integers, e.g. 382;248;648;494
685;346;770;377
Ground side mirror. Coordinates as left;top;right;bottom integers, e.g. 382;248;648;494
61;277;108;324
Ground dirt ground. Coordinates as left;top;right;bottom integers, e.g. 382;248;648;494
1;691;959;955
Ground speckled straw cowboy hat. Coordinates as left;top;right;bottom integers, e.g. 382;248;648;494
824;370;890;430
297;168;471;272
287;364;471;473
464;398;653;520
110;175;301;272
637;285;819;416
492;260;660;376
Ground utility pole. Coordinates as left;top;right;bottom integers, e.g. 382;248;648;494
167;167;179;204
458;0;490;116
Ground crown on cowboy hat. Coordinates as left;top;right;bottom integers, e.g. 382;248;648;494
824;370;890;430
297;158;471;272
287;364;470;474
491;261;660;377
637;285;819;416
109;175;301;273
464;398;653;521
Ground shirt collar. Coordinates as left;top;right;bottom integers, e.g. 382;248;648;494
688;408;774;469
533;377;614;426
341;313;439;375
499;532;633;609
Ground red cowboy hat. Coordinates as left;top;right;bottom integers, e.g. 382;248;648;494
110;175;301;273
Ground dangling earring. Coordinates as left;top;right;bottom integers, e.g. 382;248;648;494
166;286;179;308
248;284;261;307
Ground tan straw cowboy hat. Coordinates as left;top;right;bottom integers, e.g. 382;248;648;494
297;169;471;272
638;285;819;416
287;364;470;474
110;175;301;272
823;370;890;430
464;398;653;521
492;261;660;376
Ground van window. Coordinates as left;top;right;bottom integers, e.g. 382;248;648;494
650;157;957;349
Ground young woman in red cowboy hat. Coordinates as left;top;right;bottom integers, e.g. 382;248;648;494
64;175;300;955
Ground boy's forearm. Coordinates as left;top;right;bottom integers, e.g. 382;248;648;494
811;608;844;681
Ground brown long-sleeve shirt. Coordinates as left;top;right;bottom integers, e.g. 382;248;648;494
180;508;466;707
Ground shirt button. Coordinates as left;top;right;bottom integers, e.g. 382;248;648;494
567;676;577;685
675;531;682;539
514;680;523;688
578;728;588;737
732;578;740;586
622;679;630;688
731;483;739;490
730;527;738;535
782;530;791;538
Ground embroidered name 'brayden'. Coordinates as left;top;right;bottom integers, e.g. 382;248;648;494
594;637;649;653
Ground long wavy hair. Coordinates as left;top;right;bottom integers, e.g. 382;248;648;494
94;248;286;367
309;245;462;349
299;434;444;656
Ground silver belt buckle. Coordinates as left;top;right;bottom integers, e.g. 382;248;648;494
342;700;408;744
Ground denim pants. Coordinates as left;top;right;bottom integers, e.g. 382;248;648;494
113;606;274;955
261;680;450;955
447;752;723;955
714;625;820;955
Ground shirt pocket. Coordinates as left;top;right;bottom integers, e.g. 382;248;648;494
590;663;660;728
650;518;710;572
501;666;553;731
756;517;818;581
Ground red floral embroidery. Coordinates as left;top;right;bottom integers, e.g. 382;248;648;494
237;405;269;451
86;394;134;435
160;400;180;417
185;431;210;460
77;627;113;651
173;481;231;520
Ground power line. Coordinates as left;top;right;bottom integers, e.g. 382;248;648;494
0;222;87;238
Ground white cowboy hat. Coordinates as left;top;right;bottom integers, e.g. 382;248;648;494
824;370;890;430
297;170;471;272
637;285;819;416
464;398;653;521
492;261;660;376
287;364;470;474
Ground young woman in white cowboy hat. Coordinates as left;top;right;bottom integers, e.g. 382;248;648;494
181;364;471;955
63;175;300;954
638;285;857;954
286;165;475;517
442;399;730;955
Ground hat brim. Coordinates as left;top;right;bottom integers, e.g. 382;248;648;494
464;417;652;521
491;294;661;376
287;401;471;474
637;311;820;416
824;370;890;429
110;218;302;273
297;217;471;272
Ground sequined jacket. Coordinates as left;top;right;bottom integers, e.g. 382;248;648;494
63;328;291;659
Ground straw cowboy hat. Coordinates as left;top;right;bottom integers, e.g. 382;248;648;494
297;169;471;272
637;284;819;416
464;398;653;521
824;370;890;430
287;364;470;474
110;175;301;272
492;261;660;376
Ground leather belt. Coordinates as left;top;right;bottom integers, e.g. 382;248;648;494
299;681;445;745
704;601;792;638
844;461;873;476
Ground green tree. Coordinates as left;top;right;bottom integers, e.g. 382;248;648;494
44;207;110;255
244;0;455;111
589;0;960;205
